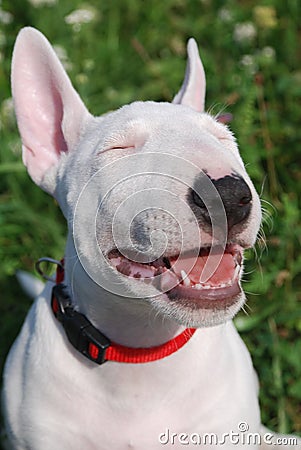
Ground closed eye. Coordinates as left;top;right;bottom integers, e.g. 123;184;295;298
96;145;135;156
107;146;135;150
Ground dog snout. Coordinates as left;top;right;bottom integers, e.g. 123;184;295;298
192;174;252;230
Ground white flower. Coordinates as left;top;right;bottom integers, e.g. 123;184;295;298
240;54;258;75
241;55;254;66
234;22;257;44
0;8;13;24
261;46;276;60
83;59;95;71
257;46;276;67
218;8;233;23
28;0;57;6
1;97;14;116
65;7;97;32
0;97;15;130
53;45;73;71
76;73;88;85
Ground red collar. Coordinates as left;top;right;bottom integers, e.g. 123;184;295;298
51;261;196;365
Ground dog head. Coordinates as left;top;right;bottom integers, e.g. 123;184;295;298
12;28;261;328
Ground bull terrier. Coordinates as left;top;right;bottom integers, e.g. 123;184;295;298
2;27;300;449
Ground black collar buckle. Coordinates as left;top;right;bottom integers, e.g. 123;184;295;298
51;284;111;365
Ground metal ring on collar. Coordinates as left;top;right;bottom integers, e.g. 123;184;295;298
35;257;63;282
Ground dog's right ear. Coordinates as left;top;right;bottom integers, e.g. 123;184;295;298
11;27;91;194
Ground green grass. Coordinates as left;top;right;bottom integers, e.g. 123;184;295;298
1;0;301;444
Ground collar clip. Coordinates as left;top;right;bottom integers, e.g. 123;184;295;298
51;284;110;365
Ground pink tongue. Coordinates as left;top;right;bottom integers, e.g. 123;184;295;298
171;253;235;285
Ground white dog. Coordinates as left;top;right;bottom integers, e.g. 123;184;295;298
2;28;300;449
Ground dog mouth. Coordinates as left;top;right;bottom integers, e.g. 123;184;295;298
107;244;243;304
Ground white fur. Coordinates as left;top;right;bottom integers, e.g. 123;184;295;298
2;28;300;449
16;271;45;299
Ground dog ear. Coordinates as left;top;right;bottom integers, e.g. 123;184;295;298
172;38;206;113
11;27;90;194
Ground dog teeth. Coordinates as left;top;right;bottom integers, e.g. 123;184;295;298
193;283;210;290
181;270;191;286
191;281;234;290
183;278;191;287
233;264;241;281
180;269;187;279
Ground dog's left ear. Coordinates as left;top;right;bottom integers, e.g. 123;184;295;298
172;38;206;112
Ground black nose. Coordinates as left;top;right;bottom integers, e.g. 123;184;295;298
191;174;252;229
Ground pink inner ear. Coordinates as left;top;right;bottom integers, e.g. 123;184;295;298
12;27;88;190
17;78;68;166
216;113;233;124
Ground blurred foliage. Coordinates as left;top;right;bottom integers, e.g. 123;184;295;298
0;0;300;443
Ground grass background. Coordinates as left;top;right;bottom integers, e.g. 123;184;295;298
0;0;300;444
